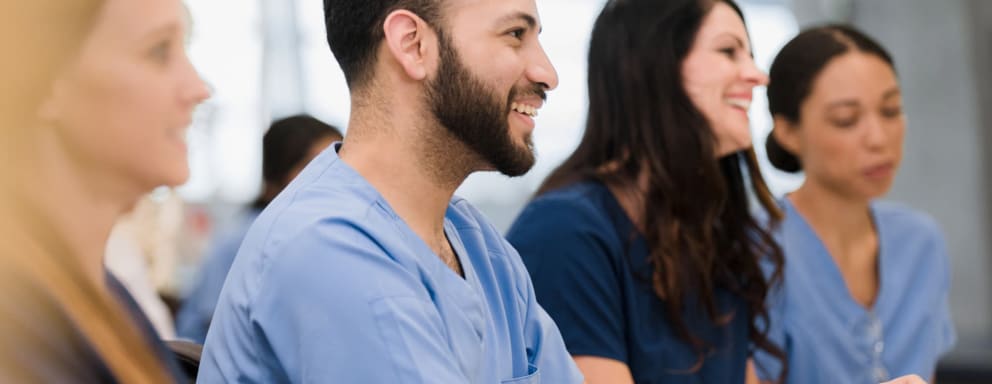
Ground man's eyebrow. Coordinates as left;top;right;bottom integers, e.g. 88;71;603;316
495;11;540;33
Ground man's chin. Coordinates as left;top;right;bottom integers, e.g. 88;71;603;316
495;150;535;177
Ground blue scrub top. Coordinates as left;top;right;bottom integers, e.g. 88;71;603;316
176;209;261;343
507;181;750;384
754;198;956;383
198;143;582;384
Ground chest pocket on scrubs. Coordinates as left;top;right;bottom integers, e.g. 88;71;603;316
501;364;539;384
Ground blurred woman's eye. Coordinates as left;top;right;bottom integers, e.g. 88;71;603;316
881;106;903;118
148;40;172;64
829;114;859;128
718;47;736;59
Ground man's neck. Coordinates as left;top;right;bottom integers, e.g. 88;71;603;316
339;105;477;256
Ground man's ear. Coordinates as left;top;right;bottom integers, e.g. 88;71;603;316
771;115;802;155
382;10;435;81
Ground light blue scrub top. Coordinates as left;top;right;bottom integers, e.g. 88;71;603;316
755;198;956;383
176;208;261;343
197;143;583;384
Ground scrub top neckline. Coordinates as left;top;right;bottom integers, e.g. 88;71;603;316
781;196;887;315
330;143;480;289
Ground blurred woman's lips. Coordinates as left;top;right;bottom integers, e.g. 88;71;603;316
864;162;895;179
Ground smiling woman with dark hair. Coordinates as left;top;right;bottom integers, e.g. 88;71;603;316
507;0;785;382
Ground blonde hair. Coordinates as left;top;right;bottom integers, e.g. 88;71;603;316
0;0;173;381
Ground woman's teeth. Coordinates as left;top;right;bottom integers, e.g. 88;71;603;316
726;98;751;110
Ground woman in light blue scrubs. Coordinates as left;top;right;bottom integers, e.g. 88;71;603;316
756;25;956;383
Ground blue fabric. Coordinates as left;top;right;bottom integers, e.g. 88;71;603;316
507;181;750;384
107;272;185;383
198;143;582;384
176;209;261;343
754;198;956;383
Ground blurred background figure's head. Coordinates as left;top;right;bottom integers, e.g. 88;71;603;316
174;114;340;345
255;114;342;208
766;24;902;201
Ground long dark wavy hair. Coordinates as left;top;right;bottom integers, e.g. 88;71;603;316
537;0;786;377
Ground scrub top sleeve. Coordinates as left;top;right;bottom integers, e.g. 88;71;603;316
508;198;628;364
251;220;471;384
933;230;957;356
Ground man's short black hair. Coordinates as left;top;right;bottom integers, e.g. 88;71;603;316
323;0;443;88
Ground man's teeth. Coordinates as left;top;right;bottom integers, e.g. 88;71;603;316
511;102;538;117
726;99;751;110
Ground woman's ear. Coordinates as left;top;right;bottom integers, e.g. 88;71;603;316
771;115;802;155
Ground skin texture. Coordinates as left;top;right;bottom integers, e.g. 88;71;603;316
42;0;209;196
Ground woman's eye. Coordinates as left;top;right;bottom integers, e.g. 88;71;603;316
149;41;172;63
831;117;858;128
881;106;903;118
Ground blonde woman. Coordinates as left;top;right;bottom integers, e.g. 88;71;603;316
0;0;208;381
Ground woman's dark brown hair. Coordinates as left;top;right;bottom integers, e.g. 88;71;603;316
538;0;786;378
765;24;896;173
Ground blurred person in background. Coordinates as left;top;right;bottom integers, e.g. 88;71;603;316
106;190;188;340
176;114;340;343
507;1;784;382
0;0;209;381
755;25;955;383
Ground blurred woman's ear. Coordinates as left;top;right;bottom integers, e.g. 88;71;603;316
771;115;801;155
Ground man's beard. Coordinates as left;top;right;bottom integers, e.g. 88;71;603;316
425;33;544;177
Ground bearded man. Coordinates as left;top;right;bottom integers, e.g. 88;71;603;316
197;0;583;383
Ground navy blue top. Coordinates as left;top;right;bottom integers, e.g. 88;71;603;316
0;272;183;383
108;272;185;383
507;181;749;384
0;275;116;383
